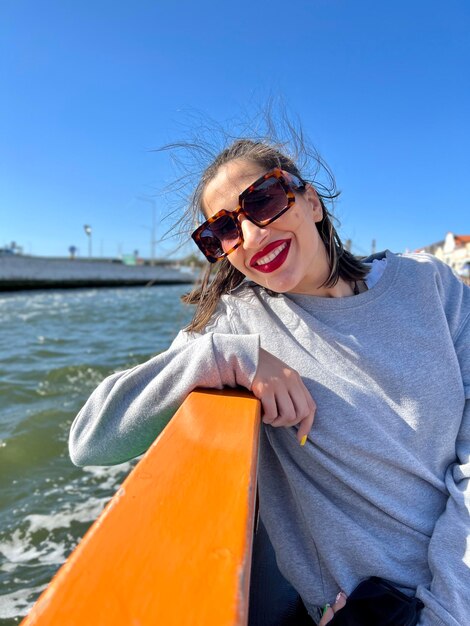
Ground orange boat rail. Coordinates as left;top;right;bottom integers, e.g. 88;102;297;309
21;388;261;626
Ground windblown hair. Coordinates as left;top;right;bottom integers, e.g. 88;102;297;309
180;138;369;332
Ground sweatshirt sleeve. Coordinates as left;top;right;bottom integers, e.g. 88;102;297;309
416;308;470;626
69;304;260;467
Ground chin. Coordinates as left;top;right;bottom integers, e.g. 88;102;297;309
259;273;301;294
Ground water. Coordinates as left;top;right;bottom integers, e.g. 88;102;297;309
0;286;193;624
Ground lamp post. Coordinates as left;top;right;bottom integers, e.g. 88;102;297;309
138;196;157;266
83;224;92;258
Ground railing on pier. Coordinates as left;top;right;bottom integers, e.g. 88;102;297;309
21;389;261;626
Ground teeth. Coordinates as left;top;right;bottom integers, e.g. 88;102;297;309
255;242;287;266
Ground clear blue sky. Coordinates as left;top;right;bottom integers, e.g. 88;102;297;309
1;0;469;259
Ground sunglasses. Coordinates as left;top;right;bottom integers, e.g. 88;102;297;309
191;168;306;262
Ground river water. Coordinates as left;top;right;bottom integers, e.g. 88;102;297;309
0;285;193;624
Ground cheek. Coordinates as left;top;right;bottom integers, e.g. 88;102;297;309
297;203;317;223
280;204;313;228
226;248;248;273
291;207;303;219
267;211;300;234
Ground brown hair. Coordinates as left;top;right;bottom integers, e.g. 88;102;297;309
182;138;369;332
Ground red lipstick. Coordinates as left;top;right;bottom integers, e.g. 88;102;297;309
249;239;291;273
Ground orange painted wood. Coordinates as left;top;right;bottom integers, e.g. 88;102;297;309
22;389;261;626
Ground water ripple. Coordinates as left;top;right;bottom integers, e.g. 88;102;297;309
0;285;192;622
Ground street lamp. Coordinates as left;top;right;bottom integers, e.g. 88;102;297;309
83;224;92;258
138;196;156;266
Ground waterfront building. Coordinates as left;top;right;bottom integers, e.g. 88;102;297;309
416;232;470;279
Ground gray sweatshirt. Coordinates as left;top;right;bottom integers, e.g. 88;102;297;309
69;251;470;626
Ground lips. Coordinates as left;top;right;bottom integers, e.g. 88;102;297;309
249;239;291;273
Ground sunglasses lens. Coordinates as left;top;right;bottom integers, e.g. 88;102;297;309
243;178;288;223
199;214;239;258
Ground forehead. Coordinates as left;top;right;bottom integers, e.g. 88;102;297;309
202;159;267;218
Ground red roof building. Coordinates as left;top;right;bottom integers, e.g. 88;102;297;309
415;232;470;278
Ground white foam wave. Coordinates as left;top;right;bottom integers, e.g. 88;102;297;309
0;530;41;564
0;584;46;619
0;529;68;567
24;496;109;533
82;461;134;490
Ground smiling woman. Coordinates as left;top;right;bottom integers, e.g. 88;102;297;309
184;137;369;333
68;127;470;626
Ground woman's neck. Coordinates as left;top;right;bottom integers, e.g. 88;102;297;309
289;242;360;298
292;277;358;298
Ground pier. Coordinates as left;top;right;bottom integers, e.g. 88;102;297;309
0;255;196;291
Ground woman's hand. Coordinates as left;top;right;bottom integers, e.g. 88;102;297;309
318;592;347;625
251;348;316;444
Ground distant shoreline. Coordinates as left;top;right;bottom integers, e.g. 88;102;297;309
0;255;196;292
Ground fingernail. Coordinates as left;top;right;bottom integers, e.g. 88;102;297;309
335;591;345;603
321;603;330;617
300;435;307;446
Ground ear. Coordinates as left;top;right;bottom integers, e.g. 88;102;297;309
305;184;323;223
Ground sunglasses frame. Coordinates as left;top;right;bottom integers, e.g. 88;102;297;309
192;168;306;263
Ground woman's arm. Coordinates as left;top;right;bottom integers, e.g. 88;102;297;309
69;291;316;468
416;310;470;626
69;328;260;466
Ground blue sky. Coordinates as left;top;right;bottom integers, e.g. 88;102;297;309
1;0;469;259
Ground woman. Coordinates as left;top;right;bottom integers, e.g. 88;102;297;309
69;138;470;625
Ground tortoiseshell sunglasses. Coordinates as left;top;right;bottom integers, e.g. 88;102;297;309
191;168;306;262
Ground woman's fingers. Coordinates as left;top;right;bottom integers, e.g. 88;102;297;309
252;348;315;442
259;392;278;425
290;379;316;443
318;592;347;625
296;410;315;444
318;604;334;626
272;388;297;425
334;592;347;611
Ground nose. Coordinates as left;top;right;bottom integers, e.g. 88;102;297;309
239;216;269;249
